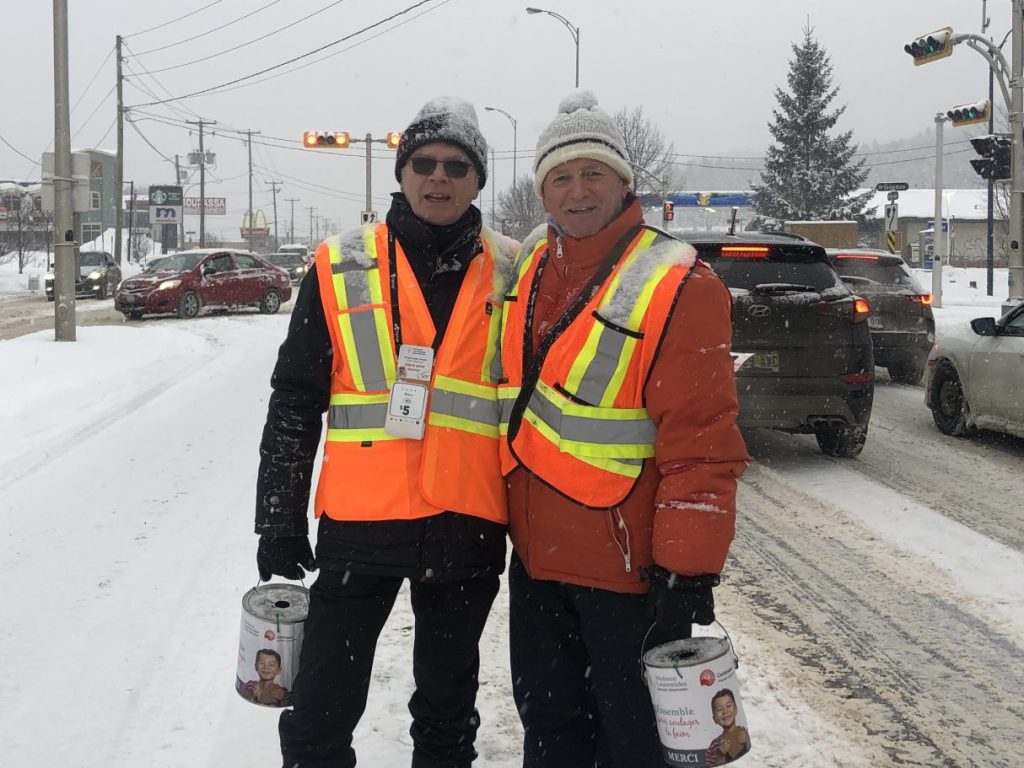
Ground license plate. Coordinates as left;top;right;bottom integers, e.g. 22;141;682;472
747;351;780;373
122;294;136;304
868;315;884;329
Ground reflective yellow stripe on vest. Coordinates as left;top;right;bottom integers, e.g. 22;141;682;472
327;392;398;442
562;229;659;407
328;230;396;392
429;375;500;438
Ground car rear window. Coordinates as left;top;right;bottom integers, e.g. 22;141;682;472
269;254;304;267
833;258;917;287
700;246;843;293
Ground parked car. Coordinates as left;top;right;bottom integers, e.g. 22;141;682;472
687;232;874;457
827;248;935;384
265;252;309;285
45;250;121;301
114;249;291;320
925;300;1024;439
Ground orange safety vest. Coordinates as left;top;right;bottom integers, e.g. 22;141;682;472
498;224;696;508
313;222;516;524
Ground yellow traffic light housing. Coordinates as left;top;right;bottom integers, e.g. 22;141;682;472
947;100;990;128
302;131;351;148
904;27;954;66
386;131;401;149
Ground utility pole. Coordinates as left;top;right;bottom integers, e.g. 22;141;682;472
175;154;184;250
127;180;135;262
186;119;216;247
365;132;372;215
1008;0;1024;312
244;129;260;252
285;197;299;244
114;34;124;268
933;113;946;308
53;0;76;341
307;206;315;246
265;179;282;250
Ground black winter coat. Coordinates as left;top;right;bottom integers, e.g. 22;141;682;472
255;194;507;582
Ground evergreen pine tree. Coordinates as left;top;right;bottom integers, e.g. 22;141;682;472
752;25;873;228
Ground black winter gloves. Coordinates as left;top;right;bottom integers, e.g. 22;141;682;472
642;565;720;647
257;535;317;582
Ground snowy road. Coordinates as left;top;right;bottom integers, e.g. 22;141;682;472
723;381;1024;768
2;315;1022;767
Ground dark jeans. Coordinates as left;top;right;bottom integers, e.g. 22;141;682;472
509;553;670;768
279;569;500;768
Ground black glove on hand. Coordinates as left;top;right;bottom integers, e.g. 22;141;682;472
642;565;719;647
256;535;317;582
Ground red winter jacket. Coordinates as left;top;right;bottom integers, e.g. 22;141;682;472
506;199;750;593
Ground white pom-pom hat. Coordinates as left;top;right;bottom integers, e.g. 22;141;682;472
533;90;634;196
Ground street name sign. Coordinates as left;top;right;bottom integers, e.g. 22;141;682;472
875;182;910;192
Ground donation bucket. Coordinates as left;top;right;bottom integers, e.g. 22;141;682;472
643;636;750;767
236;583;309;708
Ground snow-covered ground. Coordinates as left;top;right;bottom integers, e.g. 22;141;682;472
0;266;1013;767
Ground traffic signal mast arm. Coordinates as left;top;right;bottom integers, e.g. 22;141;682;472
908;29;1012;110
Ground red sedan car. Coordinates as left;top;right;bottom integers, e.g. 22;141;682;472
115;249;292;320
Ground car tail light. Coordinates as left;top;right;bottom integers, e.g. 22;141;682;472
910;293;934;305
720;245;769;258
811;296;870;324
836;253;880;260
840;371;873;385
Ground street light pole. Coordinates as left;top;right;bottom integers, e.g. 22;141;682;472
484;106;518;199
526;7;580;87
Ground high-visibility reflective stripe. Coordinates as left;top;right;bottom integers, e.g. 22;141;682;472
525;382;655;457
521;406;640;478
328;231;395;392
482;302;503;384
430;389;499;429
328;401;389;430
497;387;520;435
567;322;635;407
326;427;398;442
561;230;660;406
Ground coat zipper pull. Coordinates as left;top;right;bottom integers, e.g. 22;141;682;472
555;236;564;259
613;507;632;573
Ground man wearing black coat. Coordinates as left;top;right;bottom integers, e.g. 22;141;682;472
255;97;509;768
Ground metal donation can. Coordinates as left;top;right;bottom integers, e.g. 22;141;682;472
643;636;751;767
235;583;309;708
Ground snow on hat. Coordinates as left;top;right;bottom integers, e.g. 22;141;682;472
394;96;488;188
533;90;633;196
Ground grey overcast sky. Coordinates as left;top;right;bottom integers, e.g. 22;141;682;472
3;0;1012;239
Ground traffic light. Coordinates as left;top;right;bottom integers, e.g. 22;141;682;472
303;131;350;148
385;131;401;149
969;134;1011;181
947;100;990;127
904;27;954;66
662;200;674;222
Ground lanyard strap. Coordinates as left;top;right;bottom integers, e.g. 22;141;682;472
387;229;403;349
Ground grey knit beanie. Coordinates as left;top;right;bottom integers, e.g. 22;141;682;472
533;91;634;196
394;97;488;188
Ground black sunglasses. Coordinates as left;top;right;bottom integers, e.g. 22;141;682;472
409;156;473;179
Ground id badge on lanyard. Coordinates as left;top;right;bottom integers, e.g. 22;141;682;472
384;344;434;439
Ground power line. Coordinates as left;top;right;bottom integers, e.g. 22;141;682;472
0;133;40;165
136;0;352;75
125;0;227;38
70;45;115;116
70;85;116;141
132;0;284;56
125;117;176;165
128;0;442;107
173;0;453;99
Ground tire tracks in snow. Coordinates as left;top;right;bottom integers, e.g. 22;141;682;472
726;461;1024;767
0;324;225;493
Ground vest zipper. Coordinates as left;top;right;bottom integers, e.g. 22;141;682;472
606;506;632;573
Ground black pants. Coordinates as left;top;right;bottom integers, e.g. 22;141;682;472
509;553;670;768
279;569;500;768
